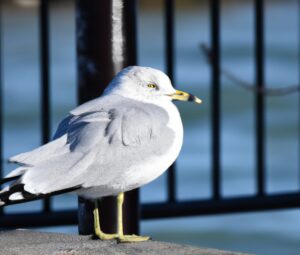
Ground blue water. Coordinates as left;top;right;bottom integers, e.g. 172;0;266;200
2;1;300;254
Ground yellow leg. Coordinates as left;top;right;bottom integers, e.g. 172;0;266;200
117;192;150;243
93;200;118;240
93;194;150;242
117;192;124;236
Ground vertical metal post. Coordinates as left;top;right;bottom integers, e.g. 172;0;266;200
165;0;176;203
76;0;139;235
254;0;265;196
210;0;221;200
39;0;51;212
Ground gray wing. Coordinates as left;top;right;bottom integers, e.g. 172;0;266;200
9;110;110;166
7;99;174;195
13;110;112;194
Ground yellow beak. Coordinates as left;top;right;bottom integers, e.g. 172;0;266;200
170;90;202;104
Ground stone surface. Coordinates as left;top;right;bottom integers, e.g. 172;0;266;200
0;230;251;255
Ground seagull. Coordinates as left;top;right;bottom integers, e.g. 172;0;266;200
0;66;201;242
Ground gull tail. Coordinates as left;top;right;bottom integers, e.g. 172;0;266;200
0;176;81;207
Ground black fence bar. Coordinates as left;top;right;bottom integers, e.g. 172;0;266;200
0;1;3;216
76;0;139;236
254;0;266;196
39;0;51;212
142;192;300;219
165;0;174;79
298;0;300;188
165;0;176;203
210;0;221;200
3;191;300;228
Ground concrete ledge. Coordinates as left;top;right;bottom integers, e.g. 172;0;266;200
0;230;250;255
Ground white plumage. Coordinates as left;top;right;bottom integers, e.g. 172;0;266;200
0;65;201;207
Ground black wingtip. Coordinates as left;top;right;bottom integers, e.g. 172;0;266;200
0;176;20;185
0;183;81;207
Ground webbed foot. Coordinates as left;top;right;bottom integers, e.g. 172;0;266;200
117;234;151;243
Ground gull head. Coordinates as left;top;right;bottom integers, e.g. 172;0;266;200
104;66;202;104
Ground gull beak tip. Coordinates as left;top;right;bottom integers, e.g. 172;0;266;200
194;97;202;104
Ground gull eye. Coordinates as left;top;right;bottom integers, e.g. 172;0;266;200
147;83;157;89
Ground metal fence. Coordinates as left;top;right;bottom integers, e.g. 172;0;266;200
1;0;300;233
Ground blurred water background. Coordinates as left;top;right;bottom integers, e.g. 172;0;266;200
2;0;300;254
